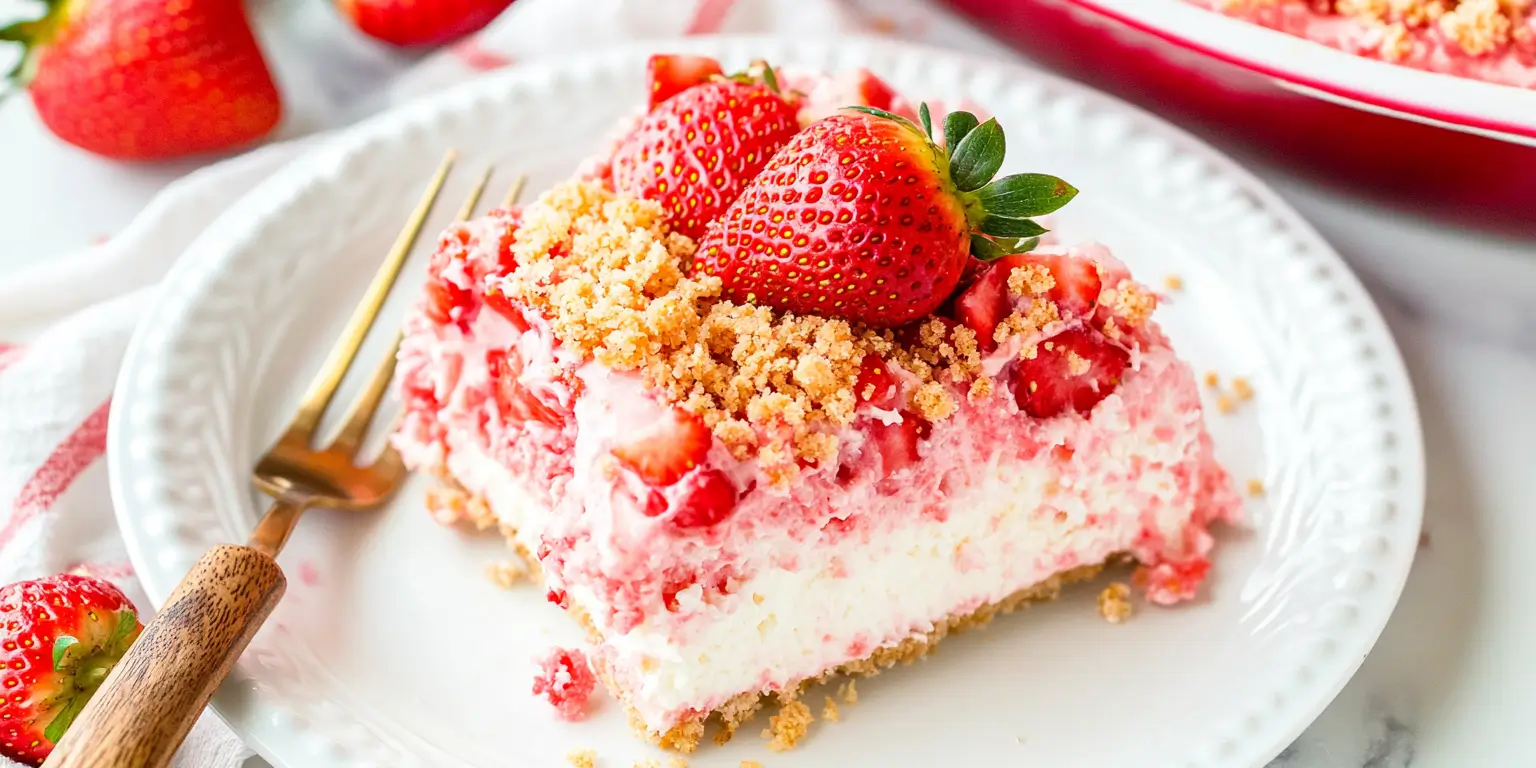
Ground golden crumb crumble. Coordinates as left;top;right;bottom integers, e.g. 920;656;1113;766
1203;371;1220;389
1231;377;1255;401
1164;274;1184;291
485;558;529;588
1008;263;1055;297
1215;394;1237;414
839;680;859;704
822;696;841;722
501;181;1009;485
566;748;597;768
741;762;765;768
1106;279;1157;328
1097;582;1134;624
762;696;814;752
633;760;660;768
1247;478;1267;496
1228;0;1526;57
667;758;689;768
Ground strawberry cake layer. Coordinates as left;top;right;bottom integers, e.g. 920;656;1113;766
1192;0;1536;87
393;57;1238;751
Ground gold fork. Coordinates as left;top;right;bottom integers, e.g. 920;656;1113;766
44;153;524;768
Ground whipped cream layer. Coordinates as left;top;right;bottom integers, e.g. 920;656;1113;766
1192;0;1536;88
393;210;1238;737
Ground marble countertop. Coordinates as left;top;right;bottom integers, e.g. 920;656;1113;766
3;3;1534;765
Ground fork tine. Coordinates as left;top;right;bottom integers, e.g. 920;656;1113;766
285;149;457;440
503;175;527;208
328;332;402;456
328;167;496;457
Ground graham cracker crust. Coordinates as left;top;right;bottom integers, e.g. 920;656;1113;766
433;476;1117;753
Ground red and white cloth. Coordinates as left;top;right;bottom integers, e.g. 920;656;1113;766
0;0;1010;763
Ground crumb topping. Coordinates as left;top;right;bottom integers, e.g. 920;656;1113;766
1247;478;1267;496
762;696;814;751
1216;0;1529;57
1164;274;1184;291
1097;582;1134;624
741;762;764;768
821;696;841;722
839;680;859;704
567;748;597;768
500;181;1003;485
486;558;529;588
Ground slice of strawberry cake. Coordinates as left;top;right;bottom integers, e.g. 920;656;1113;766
392;55;1240;751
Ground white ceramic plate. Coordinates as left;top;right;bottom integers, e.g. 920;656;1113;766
109;36;1423;768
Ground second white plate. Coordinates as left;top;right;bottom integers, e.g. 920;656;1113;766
108;36;1423;768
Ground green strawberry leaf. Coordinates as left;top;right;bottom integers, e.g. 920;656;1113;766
949;118;1006;193
943;111;980;156
108;609;138;652
759;63;780;94
978;214;1049;239
975;173;1079;218
43;690;89;744
969;234;1041;262
918;103;933;140
52;635;79;671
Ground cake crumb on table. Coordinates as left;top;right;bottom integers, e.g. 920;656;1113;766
566;748;597;768
822;696;841;722
1246;478;1266;497
1096;582;1134;624
666;757;689;768
1203;371;1220;388
1163;274;1184;291
632;760;660;768
839;680;858;704
762;697;814;752
741;762;764;768
1215;393;1236;414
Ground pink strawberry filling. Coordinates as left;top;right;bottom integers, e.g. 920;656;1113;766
530;646;597;721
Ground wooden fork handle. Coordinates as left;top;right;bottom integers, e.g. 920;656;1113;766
43;545;286;768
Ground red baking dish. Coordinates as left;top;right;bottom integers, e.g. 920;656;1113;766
939;0;1536;229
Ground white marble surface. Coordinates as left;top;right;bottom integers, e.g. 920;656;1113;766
2;2;1534;765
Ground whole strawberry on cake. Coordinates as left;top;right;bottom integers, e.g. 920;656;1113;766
393;55;1240;752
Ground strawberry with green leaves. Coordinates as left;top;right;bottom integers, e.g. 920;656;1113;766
0;574;142;766
611;57;802;241
695;103;1078;327
1;0;282;160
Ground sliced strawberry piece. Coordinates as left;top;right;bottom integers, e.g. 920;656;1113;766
482;285;531;334
646;54;725;109
854;354;901;410
611;407;713;487
852;68;898;111
866;412;929;477
488;349;564;428
1026;252;1101;319
1013;329;1131;418
954;261;1012;350
671;469;738;528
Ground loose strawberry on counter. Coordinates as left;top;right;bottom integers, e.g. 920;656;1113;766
336;0;516;48
1;0;282;160
695;104;1078;327
611;57;802;241
0;575;143;766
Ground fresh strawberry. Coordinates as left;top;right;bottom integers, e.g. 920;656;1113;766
611;407;712;487
487;349;563;428
2;0;281;160
855;354;901;410
954;251;1102;347
482;285;531;334
696;105;1078;327
852;69;898;113
1013;329;1130;419
670;469;738;529
866;413;929;477
646;54;725;108
336;0;515;47
0;575;142;766
611;61;800;240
